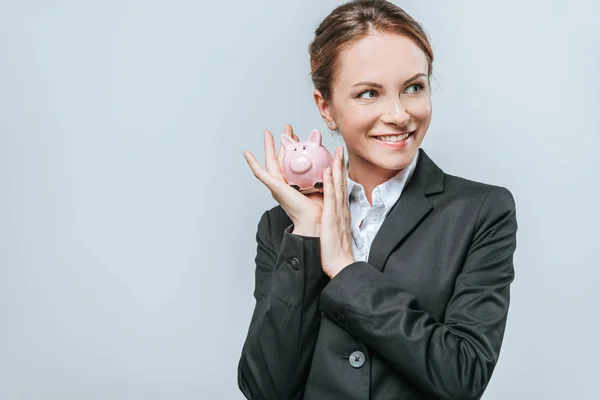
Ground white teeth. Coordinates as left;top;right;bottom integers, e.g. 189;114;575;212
377;132;412;142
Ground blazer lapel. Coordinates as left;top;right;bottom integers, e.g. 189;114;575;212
367;148;445;272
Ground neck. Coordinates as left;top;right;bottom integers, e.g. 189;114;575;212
347;151;405;205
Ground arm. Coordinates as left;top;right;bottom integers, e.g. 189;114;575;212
319;187;518;400
237;210;329;400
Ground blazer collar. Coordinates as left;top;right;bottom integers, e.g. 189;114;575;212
367;148;445;272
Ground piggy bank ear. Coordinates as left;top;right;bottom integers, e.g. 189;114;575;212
280;134;296;150
307;129;322;145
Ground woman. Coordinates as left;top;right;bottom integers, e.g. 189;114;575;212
238;1;517;399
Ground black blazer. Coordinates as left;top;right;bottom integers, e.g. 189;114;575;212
237;148;517;400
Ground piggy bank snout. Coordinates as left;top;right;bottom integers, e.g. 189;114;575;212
289;154;313;174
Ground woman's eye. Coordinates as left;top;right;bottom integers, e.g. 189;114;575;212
358;90;377;99
406;82;425;93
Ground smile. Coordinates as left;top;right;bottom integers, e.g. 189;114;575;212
374;131;415;143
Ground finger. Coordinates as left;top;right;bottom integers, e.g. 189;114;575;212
277;124;297;165
244;150;280;191
264;131;283;178
333;146;345;213
285;124;299;142
284;124;293;137
276;142;285;165
340;149;351;221
322;164;335;218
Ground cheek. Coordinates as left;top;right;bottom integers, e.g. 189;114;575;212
408;96;432;121
339;104;377;130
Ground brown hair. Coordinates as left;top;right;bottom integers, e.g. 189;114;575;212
308;0;434;100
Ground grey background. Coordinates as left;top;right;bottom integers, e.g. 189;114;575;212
1;0;598;398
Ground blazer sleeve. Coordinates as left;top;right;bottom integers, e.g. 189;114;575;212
318;186;518;400
237;209;330;400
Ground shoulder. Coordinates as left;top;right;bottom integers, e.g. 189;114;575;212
440;173;517;232
443;173;515;207
415;149;515;213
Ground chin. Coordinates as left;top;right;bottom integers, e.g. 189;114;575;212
372;147;418;170
364;155;411;172
380;159;412;171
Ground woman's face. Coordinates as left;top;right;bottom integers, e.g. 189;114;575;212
315;32;432;175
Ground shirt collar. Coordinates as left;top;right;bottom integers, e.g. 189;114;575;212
345;150;420;213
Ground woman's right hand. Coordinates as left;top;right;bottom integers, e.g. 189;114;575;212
243;124;324;236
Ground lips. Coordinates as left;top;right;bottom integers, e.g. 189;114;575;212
372;130;415;143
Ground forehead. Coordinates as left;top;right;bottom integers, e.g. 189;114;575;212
336;32;428;85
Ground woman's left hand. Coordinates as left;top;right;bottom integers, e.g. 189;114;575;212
320;146;356;279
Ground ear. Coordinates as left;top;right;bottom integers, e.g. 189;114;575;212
280;134;296;150
307;129;322;145
313;89;335;128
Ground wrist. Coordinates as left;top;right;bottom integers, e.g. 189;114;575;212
327;255;356;279
292;222;320;237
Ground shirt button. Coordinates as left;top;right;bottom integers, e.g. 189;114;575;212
289;257;299;270
335;309;346;323
349;351;365;368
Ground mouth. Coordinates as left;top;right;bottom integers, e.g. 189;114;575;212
372;130;416;143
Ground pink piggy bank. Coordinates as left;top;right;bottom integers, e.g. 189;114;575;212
279;129;333;194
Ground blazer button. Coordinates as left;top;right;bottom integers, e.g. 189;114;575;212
335;310;346;323
349;351;365;368
289;257;300;270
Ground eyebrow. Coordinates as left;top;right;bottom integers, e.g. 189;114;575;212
351;73;427;88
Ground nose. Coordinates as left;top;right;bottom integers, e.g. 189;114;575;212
381;96;410;127
289;155;313;174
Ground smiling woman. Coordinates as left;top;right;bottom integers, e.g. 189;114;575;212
238;1;518;399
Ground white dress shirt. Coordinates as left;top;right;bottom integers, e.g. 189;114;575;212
345;151;420;262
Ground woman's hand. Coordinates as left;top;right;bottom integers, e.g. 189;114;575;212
320;146;355;279
243;124;324;236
